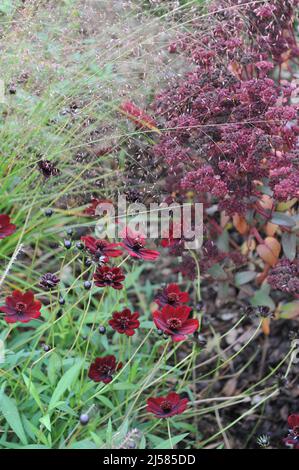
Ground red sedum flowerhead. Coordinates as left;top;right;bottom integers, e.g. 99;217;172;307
147;392;189;418
153;305;199;342
88;355;122;383
109;308;140;336
267;259;299;295
81;236;123;261
93;265;125;290
0;290;42;324
0;214;16;239
121;228;160;261
155;283;189;308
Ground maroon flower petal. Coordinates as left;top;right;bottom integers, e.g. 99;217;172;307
166;392;181;405
288;414;299;429
176;318;199;335
22;291;35;304
139;248;160;261
171;333;188;342
178;292;189;303
0;214;16;239
153;311;171;333
4;314;20;324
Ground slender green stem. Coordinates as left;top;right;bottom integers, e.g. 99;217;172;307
167;420;173;449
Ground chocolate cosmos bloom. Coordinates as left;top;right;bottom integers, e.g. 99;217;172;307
93;265;125;290
0;290;42;324
155;283;189;308
153;305;199;342
121;228;160;261
0;214;16;239
88;355;122;383
81;236;123;261
147;392;189;418
109;308;140;336
283;414;299;449
288;414;299;438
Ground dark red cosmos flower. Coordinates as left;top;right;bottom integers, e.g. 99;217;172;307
153;305;199;342
88;355;122;383
93;265;125;290
81;236;123;261
147;392;189;418
121;228;160;261
84;198;112;217
155;284;189;308
119;101;158;131
109;308;140;336
0;290;42;324
288;414;299;438
283;414;299;449
0;214;16;239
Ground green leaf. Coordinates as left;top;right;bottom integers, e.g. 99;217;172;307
0;391;28;445
235;270;256;286
39;414;51;432
49;360;83;410
106;418;113;446
282;232;296;261
22;374;43;411
110;383;135;391
47;352;61;386
207;263;227;281
154;432;189;449
69;439;97;449
251;284;275;310
96;395;115;410
270;212;296;228
23;445;50;449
